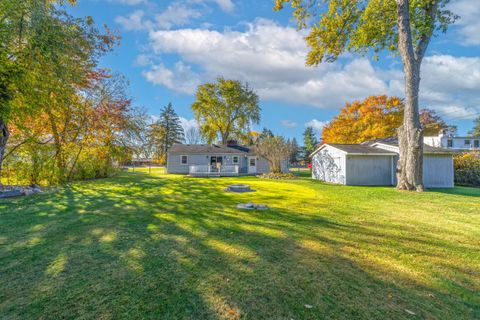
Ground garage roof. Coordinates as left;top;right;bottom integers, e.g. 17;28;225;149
311;144;397;156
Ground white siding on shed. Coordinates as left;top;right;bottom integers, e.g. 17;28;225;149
423;155;454;188
312;146;346;184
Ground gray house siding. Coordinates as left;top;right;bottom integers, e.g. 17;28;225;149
346;155;393;186
167;152;287;175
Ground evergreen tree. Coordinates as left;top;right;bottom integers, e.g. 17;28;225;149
470;117;480;137
303;127;318;161
289;137;300;165
259;128;274;140
150;103;184;162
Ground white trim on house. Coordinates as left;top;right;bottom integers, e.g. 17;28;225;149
311;144;397;157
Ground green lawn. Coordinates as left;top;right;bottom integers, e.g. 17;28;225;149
1;169;479;319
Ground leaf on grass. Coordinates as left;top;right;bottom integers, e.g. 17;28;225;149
405;309;416;315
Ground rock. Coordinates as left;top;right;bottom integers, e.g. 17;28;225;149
255;204;268;210
304;304;313;309
22;188;34;196
0;189;23;198
237;204;254;210
245;202;254;208
405;309;416;315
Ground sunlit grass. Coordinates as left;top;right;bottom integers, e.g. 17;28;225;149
0;168;479;319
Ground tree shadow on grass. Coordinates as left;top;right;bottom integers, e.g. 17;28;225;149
0;171;478;319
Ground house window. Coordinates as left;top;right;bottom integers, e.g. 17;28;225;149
249;158;256;166
447;140;453;148
475;140;479;148
181;155;188;165
465;139;471;145
232;156;239;164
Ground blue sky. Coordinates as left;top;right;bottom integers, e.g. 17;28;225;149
69;0;480;141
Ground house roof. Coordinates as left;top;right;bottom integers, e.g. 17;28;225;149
311;143;397;156
363;137;455;154
168;144;255;155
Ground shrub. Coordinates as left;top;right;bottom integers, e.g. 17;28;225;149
258;172;296;180
454;152;480;187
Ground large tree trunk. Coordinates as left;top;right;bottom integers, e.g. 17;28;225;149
395;0;424;191
0;119;9;180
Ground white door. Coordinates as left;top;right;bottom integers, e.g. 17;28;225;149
248;157;257;174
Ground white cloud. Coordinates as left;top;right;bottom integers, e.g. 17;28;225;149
142;19;480;121
212;0;234;13
110;0;147;5
449;0;480;46
305;119;329;135
142;62;200;94
179;117;199;131
115;3;202;31
280;120;297;128
115;10;147;31
155;3;202;30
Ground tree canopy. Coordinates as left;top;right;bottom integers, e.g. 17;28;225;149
322;96;403;144
192;77;260;144
150;103;184;163
470;117;480;137
274;0;457;191
303;127;318;160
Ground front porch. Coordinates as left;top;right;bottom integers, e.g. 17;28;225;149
189;165;241;177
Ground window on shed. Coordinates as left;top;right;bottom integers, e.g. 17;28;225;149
475;140;479;148
232;156;239;164
181;155;188;164
465;139;471;145
447;140;453;148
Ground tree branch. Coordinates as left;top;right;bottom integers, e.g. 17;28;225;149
414;0;439;62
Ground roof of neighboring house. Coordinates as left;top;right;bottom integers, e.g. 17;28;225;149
311;143;397;156
363;137;455;154
168;144;255;155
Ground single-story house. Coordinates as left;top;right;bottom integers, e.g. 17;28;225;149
167;143;288;176
311;138;454;188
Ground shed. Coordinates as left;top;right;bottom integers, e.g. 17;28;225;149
311;140;454;188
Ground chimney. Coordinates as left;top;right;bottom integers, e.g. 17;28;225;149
226;140;238;146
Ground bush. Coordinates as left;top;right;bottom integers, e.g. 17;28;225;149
258;172;296;180
454;152;480;187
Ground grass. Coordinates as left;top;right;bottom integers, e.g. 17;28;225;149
1;168;479;319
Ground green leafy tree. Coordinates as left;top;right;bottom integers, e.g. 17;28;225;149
192;77;260;144
470;117;480;137
150;103;184;163
274;0;457;191
303;127;318;161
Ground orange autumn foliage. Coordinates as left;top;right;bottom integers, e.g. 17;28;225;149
322;95;403;144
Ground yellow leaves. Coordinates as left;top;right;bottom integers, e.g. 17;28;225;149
322;95;404;144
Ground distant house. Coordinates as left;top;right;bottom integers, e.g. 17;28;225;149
167;142;288;176
311;138;454;188
424;129;480;150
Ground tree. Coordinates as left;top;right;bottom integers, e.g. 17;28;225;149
184;126;205;144
288;137;300;165
150;103;184;163
259;128;274;140
274;0;457;191
192;77;260;144
255;136;290;173
420;108;449;136
322;96;403;144
303;127;318;161
470;117;480;137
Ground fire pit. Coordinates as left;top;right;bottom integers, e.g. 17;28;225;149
225;184;254;193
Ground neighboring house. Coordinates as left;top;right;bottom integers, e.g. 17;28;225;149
311;137;454;188
167;142;288;176
424;129;480;150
